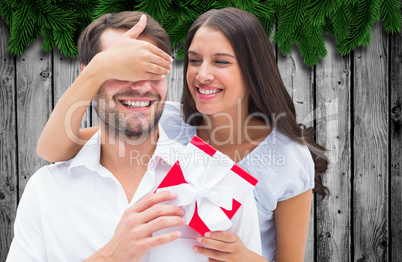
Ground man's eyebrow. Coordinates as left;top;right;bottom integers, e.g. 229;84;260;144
188;50;236;59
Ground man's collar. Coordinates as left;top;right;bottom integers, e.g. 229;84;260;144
68;128;102;174
150;125;184;167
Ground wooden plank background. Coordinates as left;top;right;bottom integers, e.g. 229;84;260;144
0;16;401;262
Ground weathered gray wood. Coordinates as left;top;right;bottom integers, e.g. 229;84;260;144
353;22;389;261
2;14;402;262
277;47;315;261
278;47;314;125
390;26;402;261
53;50;91;129
0;18;17;261
167;55;184;102
16;37;52;197
316;36;352;262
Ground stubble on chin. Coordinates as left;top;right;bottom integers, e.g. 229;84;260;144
94;96;164;143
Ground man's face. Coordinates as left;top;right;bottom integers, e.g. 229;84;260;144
94;29;167;141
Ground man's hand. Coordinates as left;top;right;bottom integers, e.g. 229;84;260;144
85;191;185;262
88;14;173;83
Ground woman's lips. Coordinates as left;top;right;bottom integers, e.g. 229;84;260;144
196;87;223;100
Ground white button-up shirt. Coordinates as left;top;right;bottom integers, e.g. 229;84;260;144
7;125;261;262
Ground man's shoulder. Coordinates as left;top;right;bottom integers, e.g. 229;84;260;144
23;160;74;194
31;159;74;179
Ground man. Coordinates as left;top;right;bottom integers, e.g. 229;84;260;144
7;11;261;261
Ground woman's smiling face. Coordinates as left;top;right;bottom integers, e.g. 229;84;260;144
186;26;249;117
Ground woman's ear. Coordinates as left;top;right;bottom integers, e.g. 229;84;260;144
81;64;85;72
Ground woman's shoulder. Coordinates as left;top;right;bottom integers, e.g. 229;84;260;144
243;129;313;169
239;129;315;203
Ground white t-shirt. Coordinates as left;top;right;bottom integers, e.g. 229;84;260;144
159;102;315;261
7;125;261;262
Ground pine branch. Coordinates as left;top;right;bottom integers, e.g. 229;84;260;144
338;0;381;55
245;0;276;20
380;0;401;33
197;0;226;10
274;0;309;54
330;3;350;42
8;2;39;55
175;0;206;20
2;0;401;67
40;27;55;52
136;0;172;23
35;0;77;31
322;17;334;35
251;0;278;38
294;25;316;66
307;0;340;26
94;0;136;19
0;0;16;26
293;21;327;67
169;19;194;59
54;29;78;57
2;0;19;10
311;23;328;60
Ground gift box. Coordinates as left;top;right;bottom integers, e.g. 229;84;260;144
155;136;258;236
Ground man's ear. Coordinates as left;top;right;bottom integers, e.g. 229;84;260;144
81;64;85;72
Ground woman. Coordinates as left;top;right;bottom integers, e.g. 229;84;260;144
38;8;327;262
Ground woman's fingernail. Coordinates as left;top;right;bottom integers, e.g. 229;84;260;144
180;207;185;215
196;237;202;243
177;231;182;237
204;232;211;237
170;191;176;198
192;246;198;252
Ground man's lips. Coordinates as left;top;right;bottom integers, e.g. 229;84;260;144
120;99;152;108
118;99;157;109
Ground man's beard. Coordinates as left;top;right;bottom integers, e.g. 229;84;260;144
94;88;164;141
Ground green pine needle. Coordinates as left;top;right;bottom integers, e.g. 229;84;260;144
338;0;381;55
1;0;401;67
93;0;135;19
169;19;194;51
330;3;350;42
136;0;172;23
41;27;56;51
307;0;340;26
275;0;308;51
381;0;402;33
54;30;78;57
8;5;39;56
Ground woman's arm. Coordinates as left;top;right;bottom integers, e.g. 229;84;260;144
36;64;106;162
37;15;172;162
274;189;312;262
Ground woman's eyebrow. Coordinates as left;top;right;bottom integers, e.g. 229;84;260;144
213;53;236;58
188;50;235;58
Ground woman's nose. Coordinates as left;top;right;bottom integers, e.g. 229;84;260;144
196;63;214;83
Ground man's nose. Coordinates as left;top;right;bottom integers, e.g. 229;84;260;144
129;80;152;91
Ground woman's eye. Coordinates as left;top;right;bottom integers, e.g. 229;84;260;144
188;58;200;64
215;60;230;65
